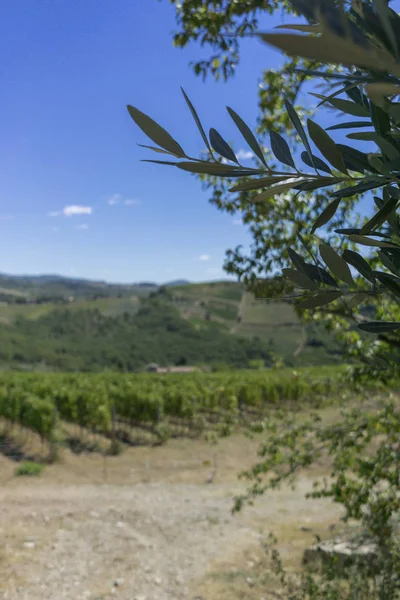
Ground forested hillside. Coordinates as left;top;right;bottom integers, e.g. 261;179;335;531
0;278;343;371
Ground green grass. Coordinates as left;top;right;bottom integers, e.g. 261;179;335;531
15;461;45;477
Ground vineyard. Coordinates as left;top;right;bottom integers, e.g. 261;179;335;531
0;366;389;457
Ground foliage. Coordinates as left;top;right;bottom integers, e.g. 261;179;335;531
15;461;45;477
0;296;276;371
0;288;345;370
236;397;400;598
131;0;400;596
0;365;370;444
131;0;400;372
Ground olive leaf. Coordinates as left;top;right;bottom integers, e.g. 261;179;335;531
282;268;318;291
348;234;398;248
374;271;400;298
229;176;291;192
269;131;296;169
307;119;348;174
310;93;370;117
311;198;341;234
127;105;185;157
253;179;307;202
360;195;398;234
358;321;400;333
319;244;355;286
326;121;372;131
227;107;267;167
209;128;238;164
260;30;399;75
297;291;342;309
181;87;214;158
343;250;374;282
285;100;314;168
301;151;332;174
348;293;369;309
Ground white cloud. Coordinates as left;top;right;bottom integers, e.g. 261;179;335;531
48;210;61;217
108;194;121;206
232;219;242;226
51;226;60;233
63;205;92;217
199;254;211;261
124;198;141;206
76;223;89;230
206;267;222;276
236;148;254;161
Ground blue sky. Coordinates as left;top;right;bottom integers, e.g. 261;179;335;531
0;1;375;284
0;0;296;283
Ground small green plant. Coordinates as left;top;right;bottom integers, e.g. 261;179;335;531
106;438;123;456
15;461;45;477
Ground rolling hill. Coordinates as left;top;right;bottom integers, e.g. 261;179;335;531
0;276;343;370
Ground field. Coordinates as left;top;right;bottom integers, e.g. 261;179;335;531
0;365;355;453
0;280;343;367
0;365;397;599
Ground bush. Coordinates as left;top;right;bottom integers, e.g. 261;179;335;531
15;461;45;477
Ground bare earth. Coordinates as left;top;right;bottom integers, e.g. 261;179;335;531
0;435;341;600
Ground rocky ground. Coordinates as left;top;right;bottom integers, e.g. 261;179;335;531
0;435;341;600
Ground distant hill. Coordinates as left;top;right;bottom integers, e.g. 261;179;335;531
0;276;344;370
163;279;190;287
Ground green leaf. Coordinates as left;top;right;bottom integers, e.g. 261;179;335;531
372;0;398;59
331;180;383;199
227;107;267;167
310;93;370;117
137;144;178;155
348;293;369;309
181;87;214;159
360;195;398;234
311;198;341;234
319;244;354;286
337;144;377;173
378;250;399;275
229;176;291;192
387;186;400;199
374;271;400;298
301;151;332;174
347;132;399;160
287;250;338;288
348;234;397;248
297;291;342;310
288;248;307;273
358;321;400;333
209;128;238;164
274;24;322;33
343;250;374;282
253;179;306;202
269;131;296;169
285;100;314;168
176;162;249;176
141;159;179;166
260;31;399;74
295;178;338;192
302;264;339;288
307;119;348;174
127;105;185;157
326;121;372;131
335;228;391;239
370;102;390;137
282;268;318;291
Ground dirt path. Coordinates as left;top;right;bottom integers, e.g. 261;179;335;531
0;477;341;600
